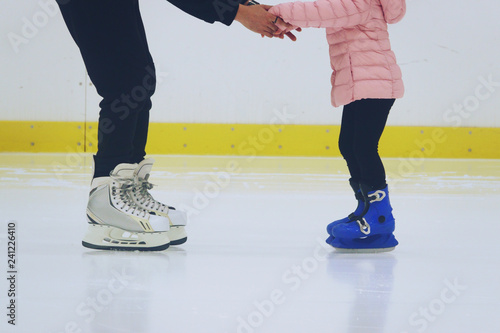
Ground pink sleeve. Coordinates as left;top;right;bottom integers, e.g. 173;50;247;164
269;0;371;29
380;0;406;23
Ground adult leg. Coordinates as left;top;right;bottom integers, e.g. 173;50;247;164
58;0;187;250
130;5;155;164
57;0;155;177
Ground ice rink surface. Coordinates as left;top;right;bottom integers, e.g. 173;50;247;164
0;153;499;333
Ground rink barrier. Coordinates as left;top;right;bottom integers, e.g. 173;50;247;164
0;121;499;158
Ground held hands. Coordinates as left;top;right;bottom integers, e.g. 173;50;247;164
261;5;301;41
234;4;301;41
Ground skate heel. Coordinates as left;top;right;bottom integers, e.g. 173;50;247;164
326;179;364;237
82;224;170;251
330;233;398;253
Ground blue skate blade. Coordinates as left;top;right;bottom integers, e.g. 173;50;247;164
329;233;398;253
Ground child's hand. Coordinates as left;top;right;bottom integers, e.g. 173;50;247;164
273;20;301;41
262;25;301;41
260;5;301;41
274;18;301;41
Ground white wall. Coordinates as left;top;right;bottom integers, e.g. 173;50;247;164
1;0;499;127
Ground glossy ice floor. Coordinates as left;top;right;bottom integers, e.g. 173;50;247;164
0;153;499;333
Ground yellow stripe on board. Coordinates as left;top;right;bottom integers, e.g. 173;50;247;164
0;121;499;158
0;121;87;153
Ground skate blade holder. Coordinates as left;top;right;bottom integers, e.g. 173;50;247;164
333;246;396;253
331;233;398;253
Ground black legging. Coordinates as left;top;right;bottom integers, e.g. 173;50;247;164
338;98;395;190
57;0;155;178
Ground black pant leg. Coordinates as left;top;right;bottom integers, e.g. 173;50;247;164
339;102;362;183
339;99;394;189
131;100;151;164
130;6;155;164
352;99;394;189
57;0;156;177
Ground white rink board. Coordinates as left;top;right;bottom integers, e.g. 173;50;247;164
1;0;500;127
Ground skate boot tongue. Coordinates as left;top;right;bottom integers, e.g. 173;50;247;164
135;158;155;180
90;163;137;190
131;158;188;245
111;163;137;179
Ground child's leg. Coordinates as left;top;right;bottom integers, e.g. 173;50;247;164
330;99;397;251
338;102;362;183
327;102;367;241
350;99;394;189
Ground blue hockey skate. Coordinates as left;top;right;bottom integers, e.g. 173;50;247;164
329;183;398;252
325;179;364;246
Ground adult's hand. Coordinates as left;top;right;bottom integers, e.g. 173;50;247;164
262;5;302;42
234;4;278;38
260;5;301;41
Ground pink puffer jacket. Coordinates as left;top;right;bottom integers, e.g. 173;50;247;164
269;0;405;107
